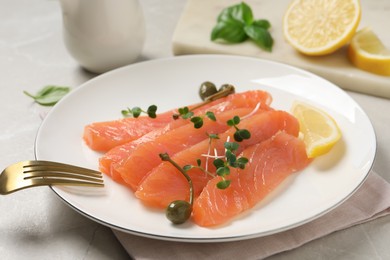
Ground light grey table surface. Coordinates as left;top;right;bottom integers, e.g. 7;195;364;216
1;0;389;259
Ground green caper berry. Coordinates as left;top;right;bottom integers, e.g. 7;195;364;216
199;81;218;101
219;84;235;93
166;200;192;224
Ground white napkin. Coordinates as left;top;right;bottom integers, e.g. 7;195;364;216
113;171;390;259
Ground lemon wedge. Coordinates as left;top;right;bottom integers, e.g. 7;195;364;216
283;0;361;55
348;27;390;76
292;102;342;158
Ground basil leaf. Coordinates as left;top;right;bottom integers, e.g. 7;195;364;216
211;21;248;43
244;24;274;51
217;2;253;25
253;19;271;30
211;2;254;43
24;85;71;106
211;2;274;52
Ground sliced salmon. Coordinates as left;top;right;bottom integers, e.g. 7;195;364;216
114;107;260;191
84;90;272;152
192;132;311;227
84;113;173;152
99;90;273;182
99;117;188;183
135;110;300;208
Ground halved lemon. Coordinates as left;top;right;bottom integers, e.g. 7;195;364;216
348;27;390;76
292;102;342;158
283;0;361;55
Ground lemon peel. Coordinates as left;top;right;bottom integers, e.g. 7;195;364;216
348;27;390;76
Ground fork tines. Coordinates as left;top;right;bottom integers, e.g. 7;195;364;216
23;161;104;187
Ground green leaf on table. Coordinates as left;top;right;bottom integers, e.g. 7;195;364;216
23;85;71;106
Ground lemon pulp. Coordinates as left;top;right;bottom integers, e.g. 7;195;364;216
292;102;342;158
283;0;361;55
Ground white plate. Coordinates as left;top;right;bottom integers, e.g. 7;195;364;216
35;55;376;242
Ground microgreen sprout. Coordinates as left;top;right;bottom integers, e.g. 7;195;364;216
205;133;219;172
121;105;157;118
227;116;251;142
212;141;249;189
156;83;255;224
186;134;249;190
182;160;215;179
182;134;219;179
159;130;250;224
174;108;216;129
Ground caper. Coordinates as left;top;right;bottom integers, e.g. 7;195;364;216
219;84;235;93
166;200;192;224
160;153;194;224
199;81;218;101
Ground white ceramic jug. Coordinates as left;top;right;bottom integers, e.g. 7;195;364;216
59;0;145;73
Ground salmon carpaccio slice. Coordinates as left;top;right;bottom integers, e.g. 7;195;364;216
99;90;273;182
84;90;272;152
114;108;263;190
84;113;173;152
192;132;311;227
135;110;300;208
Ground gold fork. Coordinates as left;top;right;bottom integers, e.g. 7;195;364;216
0;160;104;195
